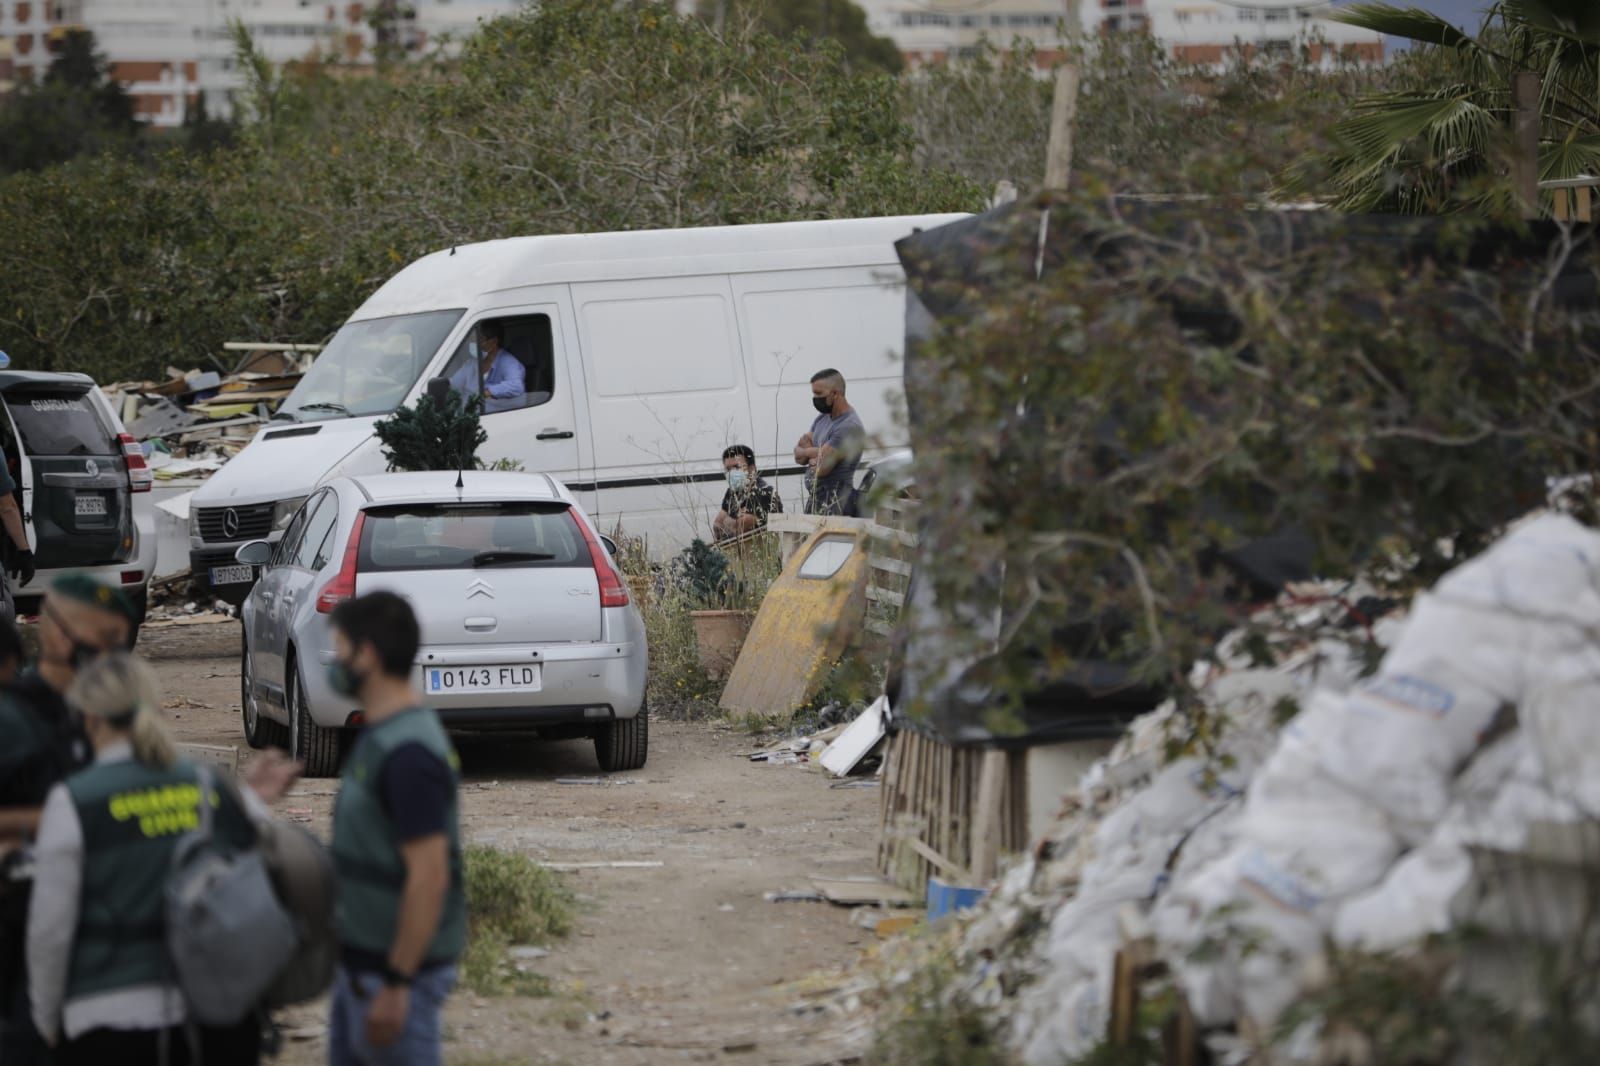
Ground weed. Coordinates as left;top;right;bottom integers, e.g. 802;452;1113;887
461;846;574;997
868;941;1005;1066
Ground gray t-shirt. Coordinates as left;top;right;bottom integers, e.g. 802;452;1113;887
806;409;866;515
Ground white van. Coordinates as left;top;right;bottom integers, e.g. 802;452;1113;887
189;213;965;601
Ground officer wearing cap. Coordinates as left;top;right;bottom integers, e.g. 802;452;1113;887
0;575;137;1065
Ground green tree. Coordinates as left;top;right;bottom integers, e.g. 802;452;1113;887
1289;0;1600;214
374;392;487;473
0;29;140;174
700;0;902;73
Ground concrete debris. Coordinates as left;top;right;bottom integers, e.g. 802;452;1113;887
844;512;1600;1064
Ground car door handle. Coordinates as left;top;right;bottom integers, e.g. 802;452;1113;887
464;616;498;632
536;429;574;441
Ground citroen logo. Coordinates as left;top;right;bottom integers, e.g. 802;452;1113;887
222;508;241;538
84;458;98;477
467;579;494;599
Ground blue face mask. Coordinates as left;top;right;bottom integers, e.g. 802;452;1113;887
727;469;748;490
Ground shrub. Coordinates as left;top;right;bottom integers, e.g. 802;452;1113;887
460;846;574;997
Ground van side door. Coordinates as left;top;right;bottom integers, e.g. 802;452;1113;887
569;276;754;545
440;302;591;501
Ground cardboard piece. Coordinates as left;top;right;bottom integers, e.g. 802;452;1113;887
809;876;920;908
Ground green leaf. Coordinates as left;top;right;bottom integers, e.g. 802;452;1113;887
1331;4;1477;48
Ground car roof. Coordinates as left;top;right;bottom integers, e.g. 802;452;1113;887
343;470;571;507
0;371;97;389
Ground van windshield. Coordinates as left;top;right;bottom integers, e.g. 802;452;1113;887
276;309;464;422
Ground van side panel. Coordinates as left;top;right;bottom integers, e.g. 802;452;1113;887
571;276;755;543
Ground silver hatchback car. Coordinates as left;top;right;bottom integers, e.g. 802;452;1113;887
235;471;648;776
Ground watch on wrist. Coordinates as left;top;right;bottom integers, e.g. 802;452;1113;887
382;962;415;988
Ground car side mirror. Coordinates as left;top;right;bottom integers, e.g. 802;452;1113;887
599;535;619;557
235;540;272;566
426;376;452;405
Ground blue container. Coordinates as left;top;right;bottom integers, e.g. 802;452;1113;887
926;876;989;921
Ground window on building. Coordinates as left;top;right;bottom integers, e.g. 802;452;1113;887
1264;8;1290;21
1239;7;1259;20
1176;10;1190;23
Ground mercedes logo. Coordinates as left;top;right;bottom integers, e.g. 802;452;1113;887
84;458;98;477
222;508;241;539
467;578;494;599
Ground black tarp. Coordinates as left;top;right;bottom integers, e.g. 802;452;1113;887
887;197;1599;748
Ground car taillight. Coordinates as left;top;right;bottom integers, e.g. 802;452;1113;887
571;512;629;608
119;433;152;493
315;512;367;614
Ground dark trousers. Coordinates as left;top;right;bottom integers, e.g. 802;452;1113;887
0;964;50;1066
57;1017;261;1066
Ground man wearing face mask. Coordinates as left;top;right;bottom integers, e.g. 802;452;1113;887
793;369;866;516
713;445;782;542
325;591;465;1066
0;575;135;1065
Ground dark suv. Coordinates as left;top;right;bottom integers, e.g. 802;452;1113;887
0;372;155;621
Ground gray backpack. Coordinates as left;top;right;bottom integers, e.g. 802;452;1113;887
166;765;299;1026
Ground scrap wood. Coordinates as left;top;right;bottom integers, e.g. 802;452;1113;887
810;876;920;908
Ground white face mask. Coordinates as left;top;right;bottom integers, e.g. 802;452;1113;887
727;469;748;490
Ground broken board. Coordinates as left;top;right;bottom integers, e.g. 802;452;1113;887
810;876;919;908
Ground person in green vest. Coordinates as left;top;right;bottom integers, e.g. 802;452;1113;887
25;651;266;1064
0;575;139;1065
325;591;465;1066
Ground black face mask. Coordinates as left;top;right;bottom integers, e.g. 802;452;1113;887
69;642;103;670
812;394;833;415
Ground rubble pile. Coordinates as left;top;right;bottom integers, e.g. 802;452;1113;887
102;347;313;483
862;513;1600;1063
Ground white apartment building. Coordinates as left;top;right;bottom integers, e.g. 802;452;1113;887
0;0;521;127
858;0;1085;65
856;0;1381;66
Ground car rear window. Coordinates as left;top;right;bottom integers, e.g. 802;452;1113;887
359;502;590;572
6;390;116;457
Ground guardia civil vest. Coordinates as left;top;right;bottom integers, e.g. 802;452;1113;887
331;708;466;964
64;759;255;1001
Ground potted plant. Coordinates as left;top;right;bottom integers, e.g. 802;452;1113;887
679;539;753;680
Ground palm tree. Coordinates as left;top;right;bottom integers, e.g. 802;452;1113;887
1287;1;1600;214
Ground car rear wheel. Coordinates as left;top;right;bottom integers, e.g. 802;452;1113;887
241;636;287;750
594;701;648;772
288;655;343;777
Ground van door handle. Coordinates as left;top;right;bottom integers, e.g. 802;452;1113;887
536;429;574;441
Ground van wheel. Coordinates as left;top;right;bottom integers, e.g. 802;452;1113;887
594;702;648;772
241;636;287;750
288;656;343;778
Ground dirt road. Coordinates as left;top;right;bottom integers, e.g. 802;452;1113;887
139;620;878;1065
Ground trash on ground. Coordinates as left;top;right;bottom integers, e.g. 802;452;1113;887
819;695;889;777
810;876;920;908
540;861;664;871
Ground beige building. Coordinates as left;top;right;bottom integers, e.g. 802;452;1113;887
0;0;521;126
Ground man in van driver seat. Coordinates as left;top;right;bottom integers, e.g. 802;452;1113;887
447;321;525;415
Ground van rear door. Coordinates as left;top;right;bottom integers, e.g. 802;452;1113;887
1;383;132;569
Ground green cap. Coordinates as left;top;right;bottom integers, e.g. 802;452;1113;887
50;574;139;625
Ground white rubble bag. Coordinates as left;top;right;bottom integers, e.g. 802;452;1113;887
1155;513;1600;1034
